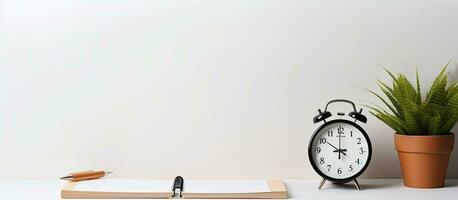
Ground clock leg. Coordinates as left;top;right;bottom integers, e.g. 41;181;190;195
318;178;326;190
353;179;360;190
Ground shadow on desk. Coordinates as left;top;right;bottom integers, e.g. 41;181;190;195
445;180;458;188
327;179;458;190
322;180;401;190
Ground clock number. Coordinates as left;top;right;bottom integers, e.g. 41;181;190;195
337;168;342;175
357;137;361;144
349;165;353;172
319;157;325;165
326;165;331;172
327;130;333;137
316;147;321;153
337;126;344;135
356;158;361;165
319;137;326;144
359;147;365;154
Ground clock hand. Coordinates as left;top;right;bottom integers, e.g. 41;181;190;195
332;149;347;152
332;149;347;156
338;131;342;159
327;142;347;156
326;142;339;151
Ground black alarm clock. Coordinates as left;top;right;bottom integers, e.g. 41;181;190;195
308;99;372;190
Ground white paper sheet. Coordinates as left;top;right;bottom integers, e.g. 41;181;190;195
183;180;269;193
72;179;270;194
72;179;173;193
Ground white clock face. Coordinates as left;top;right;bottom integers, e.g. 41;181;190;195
310;121;370;180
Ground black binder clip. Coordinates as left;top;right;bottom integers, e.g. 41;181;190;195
171;176;184;198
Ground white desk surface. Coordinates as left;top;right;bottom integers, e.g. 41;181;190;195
0;179;457;200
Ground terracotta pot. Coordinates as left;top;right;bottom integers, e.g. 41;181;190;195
395;134;454;188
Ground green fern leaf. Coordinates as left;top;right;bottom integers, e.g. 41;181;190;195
369;63;457;135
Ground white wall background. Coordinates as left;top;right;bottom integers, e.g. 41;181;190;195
0;0;457;179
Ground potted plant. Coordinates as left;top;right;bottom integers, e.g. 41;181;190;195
368;64;456;188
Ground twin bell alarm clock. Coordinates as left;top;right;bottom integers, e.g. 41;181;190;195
308;99;372;190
